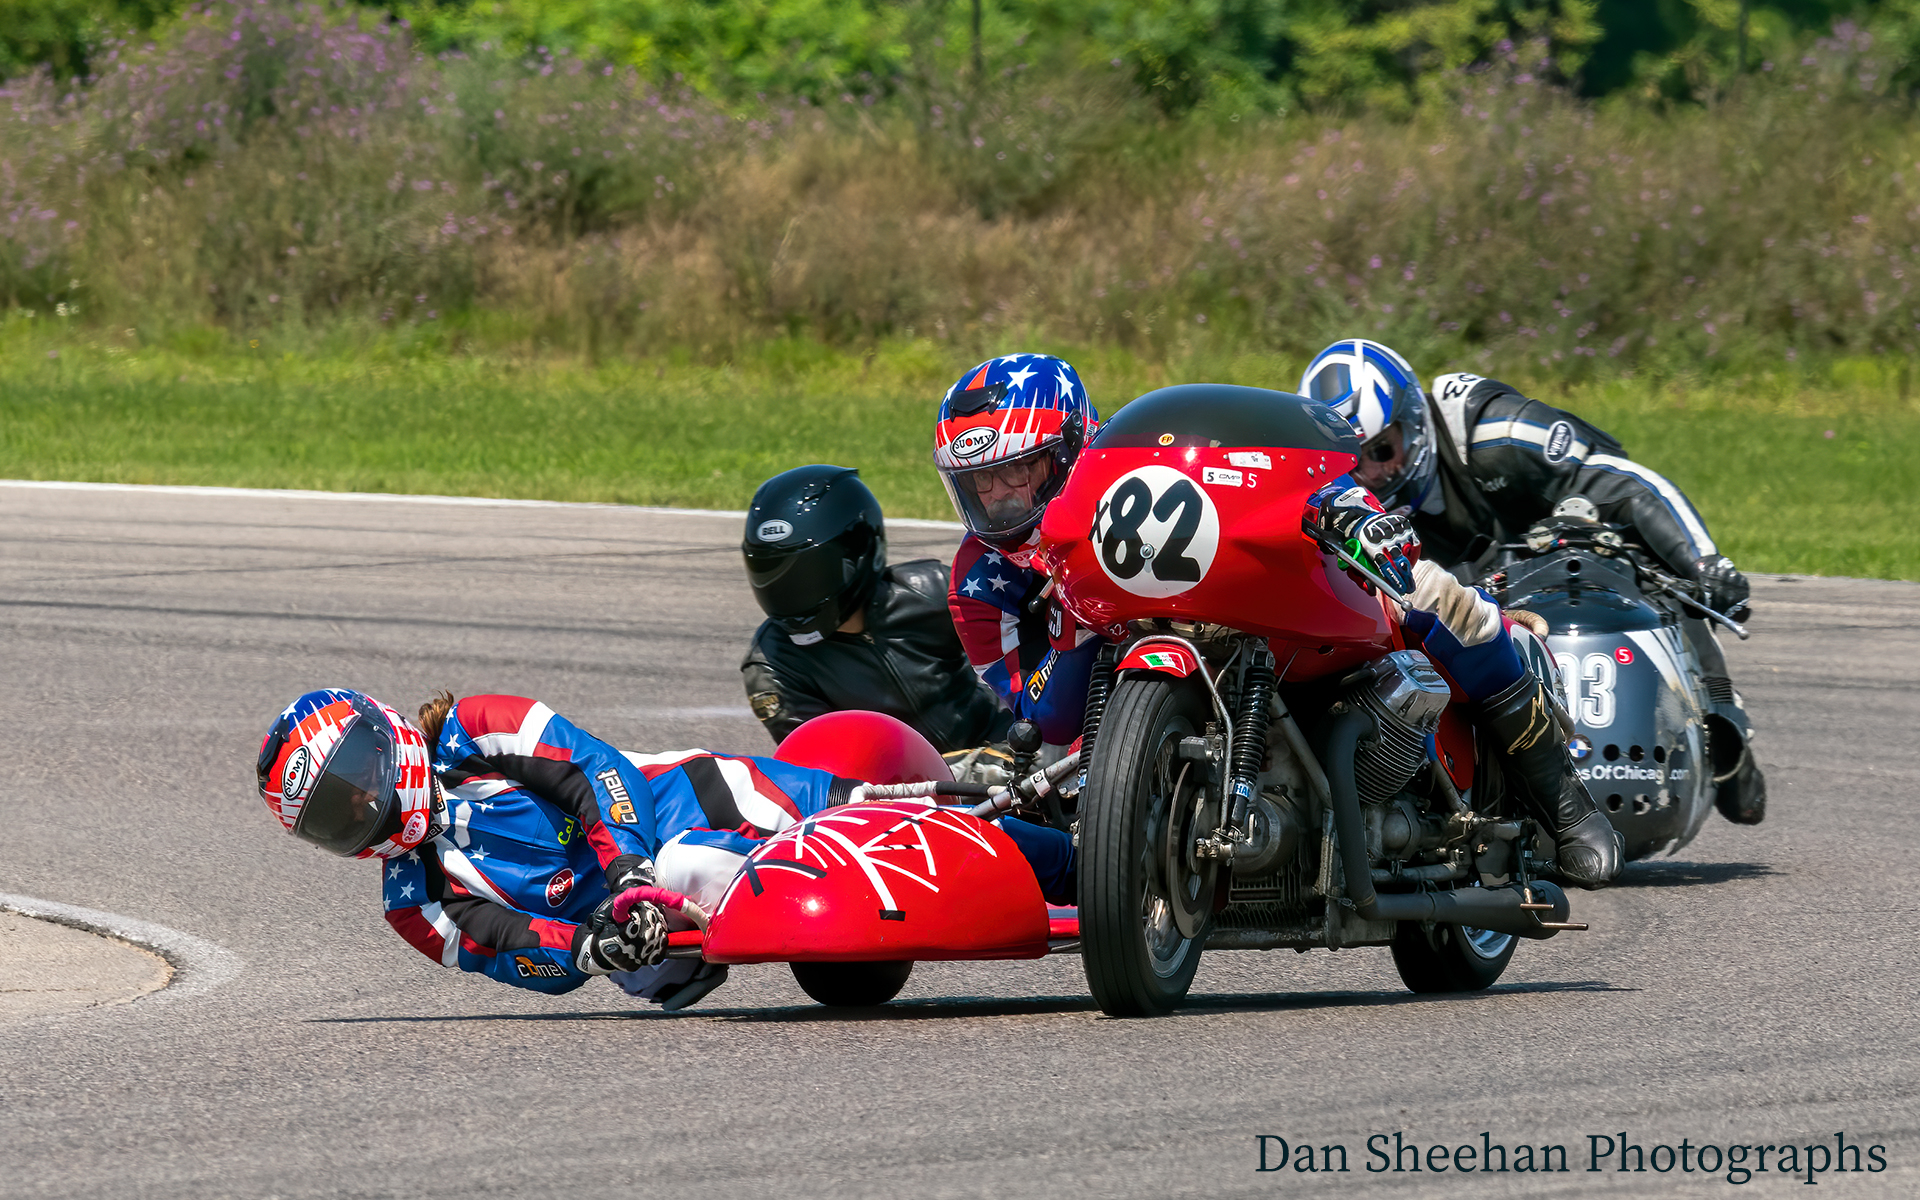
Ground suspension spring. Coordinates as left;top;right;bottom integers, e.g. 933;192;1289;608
1227;645;1276;828
1076;644;1117;794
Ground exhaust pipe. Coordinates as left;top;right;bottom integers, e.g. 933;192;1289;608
1323;708;1575;940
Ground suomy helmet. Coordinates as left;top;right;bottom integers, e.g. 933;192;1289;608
743;465;886;644
257;689;435;859
1298;338;1436;511
934;353;1096;546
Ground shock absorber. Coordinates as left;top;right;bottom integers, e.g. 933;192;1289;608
1075;643;1117;798
1228;644;1276;830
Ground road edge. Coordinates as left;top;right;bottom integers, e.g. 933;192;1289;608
0;478;969;531
0;892;243;1007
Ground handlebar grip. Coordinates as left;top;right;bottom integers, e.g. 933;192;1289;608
612;885;691;922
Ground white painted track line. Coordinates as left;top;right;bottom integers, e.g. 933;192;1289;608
0;479;967;531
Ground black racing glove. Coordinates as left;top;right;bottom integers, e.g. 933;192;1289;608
1308;484;1420;594
1693;555;1751;621
605;857;655;894
574;894;668;975
943;744;1015;787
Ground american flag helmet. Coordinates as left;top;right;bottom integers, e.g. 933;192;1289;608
934;353;1097;545
256;689;436;860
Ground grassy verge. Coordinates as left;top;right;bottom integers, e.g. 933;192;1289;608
2;334;1914;581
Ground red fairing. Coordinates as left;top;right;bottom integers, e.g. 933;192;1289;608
700;802;1049;963
774;710;953;785
1036;414;1395;683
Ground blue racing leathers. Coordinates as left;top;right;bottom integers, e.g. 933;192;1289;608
382;695;851;994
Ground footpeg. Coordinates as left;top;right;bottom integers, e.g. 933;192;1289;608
1518;884;1588;932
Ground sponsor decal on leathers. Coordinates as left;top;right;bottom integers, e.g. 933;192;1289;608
597;768;635;824
1543;420;1576;463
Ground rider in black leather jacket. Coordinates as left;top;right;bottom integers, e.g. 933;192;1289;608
738;466;1012;752
1299;340;1766;826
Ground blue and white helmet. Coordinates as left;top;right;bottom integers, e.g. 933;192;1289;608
1298;338;1436;510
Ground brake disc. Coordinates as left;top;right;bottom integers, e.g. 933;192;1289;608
1161;762;1219;940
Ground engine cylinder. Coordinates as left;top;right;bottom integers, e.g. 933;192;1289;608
1342;651;1453;806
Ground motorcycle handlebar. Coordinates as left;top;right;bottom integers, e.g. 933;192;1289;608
1646;576;1751;640
1496;528;1751;641
969;751;1082;820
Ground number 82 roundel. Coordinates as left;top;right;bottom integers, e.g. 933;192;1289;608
1090;465;1222;598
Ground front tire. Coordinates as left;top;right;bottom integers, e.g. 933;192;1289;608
790;960;913;1007
1079;674;1215;1017
1390;917;1516;993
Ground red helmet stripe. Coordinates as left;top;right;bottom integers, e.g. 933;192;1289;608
966;363;991;390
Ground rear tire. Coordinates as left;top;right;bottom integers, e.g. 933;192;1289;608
790;960;913;1007
1079;674;1214;1017
1390;917;1516;993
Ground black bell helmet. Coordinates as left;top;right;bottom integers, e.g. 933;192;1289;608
743;465;887;643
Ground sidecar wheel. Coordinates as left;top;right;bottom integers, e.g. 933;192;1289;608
1390;918;1516;993
790;960;913;1007
1079;674;1213;1017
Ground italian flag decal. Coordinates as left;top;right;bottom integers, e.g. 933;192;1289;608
1140;652;1182;669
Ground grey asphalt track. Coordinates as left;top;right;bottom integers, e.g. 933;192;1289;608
2;484;1915;1199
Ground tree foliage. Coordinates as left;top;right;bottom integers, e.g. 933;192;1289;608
8;0;1920;112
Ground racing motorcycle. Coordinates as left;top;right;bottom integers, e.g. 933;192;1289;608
1030;383;1589;1017
1478;504;1751;862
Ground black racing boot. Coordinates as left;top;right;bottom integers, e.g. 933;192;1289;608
1705;678;1767;825
659;963;729;1012
1479;673;1624;888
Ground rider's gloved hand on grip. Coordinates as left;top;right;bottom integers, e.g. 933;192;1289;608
574;895;667;975
1693;555;1751;621
615;895;669;962
1308;484;1420;594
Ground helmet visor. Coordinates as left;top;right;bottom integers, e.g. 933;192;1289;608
1356;385;1434;506
744;539;858;634
290;713;402;856
941;447;1067;539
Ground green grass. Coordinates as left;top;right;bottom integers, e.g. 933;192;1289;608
3;331;1915;580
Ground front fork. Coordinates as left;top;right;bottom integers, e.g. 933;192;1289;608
1075;634;1273;862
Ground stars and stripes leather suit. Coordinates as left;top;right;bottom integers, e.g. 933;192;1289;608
381;694;854;995
947;535;1102;748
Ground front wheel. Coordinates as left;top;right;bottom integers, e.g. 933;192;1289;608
789;960;913;1007
1390;917;1517;993
1079;674;1216;1017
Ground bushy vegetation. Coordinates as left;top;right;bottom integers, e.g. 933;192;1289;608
18;0;1920;113
8;3;1920;379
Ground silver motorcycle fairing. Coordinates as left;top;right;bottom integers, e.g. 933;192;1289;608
1504;575;1713;859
